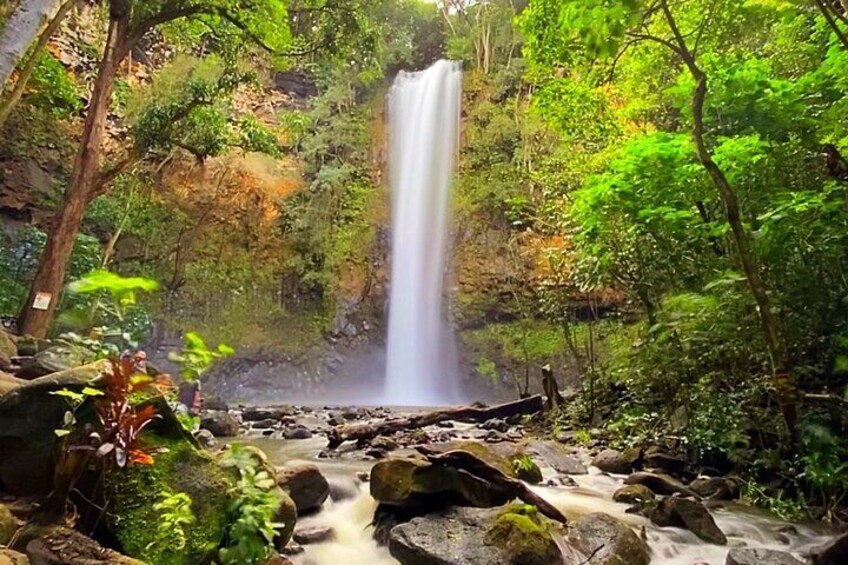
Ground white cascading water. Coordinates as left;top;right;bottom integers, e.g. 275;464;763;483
384;60;462;406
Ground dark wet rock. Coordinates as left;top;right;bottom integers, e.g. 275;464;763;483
624;471;693;496
809;531;848;565
279;542;304;556
435;421;454;428
366;447;388;459
202;397;229;411
612;484;655;505
283;426;312;440
329;479;359;502
25;526;143;564
726;548;803;565
262;551;294;565
481;418;510;433
525;440;587;475
690;477;740;500
327;415;345;426
293;525;334;545
0;503;18;545
644;448;688;475
342;408;362;420
0;360;109;495
253;418;279;429
244;406;293;421
568;512;650;565
650;497;726;545
200;410;240;437
356;471;370;482
0;549;28;564
547;476;577;487
12;336;49;358
388;505;568;565
274;491;298;549
276;463;330;514
592;448;641;475
511;457;543;485
194;429;217;448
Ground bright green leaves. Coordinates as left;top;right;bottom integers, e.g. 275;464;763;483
168;331;235;383
68;270;159;304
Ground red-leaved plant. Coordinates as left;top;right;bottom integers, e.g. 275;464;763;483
92;356;164;467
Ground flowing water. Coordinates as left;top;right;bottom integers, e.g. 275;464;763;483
384;60;462;406
245;428;831;565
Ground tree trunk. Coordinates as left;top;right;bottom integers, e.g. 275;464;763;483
659;1;799;441
18;7;128;338
0;0;63;88
0;0;78;129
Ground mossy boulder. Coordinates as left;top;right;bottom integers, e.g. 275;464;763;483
483;504;562;565
568;512;650;565
370;456;510;509
612;484;655;505
105;433;232;565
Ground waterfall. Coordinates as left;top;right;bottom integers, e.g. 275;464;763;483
384;60;462;406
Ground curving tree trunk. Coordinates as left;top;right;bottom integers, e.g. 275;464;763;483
0;0;63;88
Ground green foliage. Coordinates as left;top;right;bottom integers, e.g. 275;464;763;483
168;332;235;384
218;444;283;565
28;52;82;119
149;491;196;554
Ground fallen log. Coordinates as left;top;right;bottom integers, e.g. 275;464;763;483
326;395;544;449
417;445;568;524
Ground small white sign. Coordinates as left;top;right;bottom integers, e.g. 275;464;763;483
32;292;52;310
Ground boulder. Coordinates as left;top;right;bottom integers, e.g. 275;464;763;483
12;336;49;357
17;345;91;379
0;549;28;565
105;433;233;564
643;449;688;475
293;525;334;544
200;410;240;437
194;429;217;448
0;360;108;495
329;479;360;502
810;531;848;565
0;372;27;395
511;457;543;484
274;490;298;548
25;526;143;564
690;477;740;500
262;552;294;565
0;503;18;545
650;497;726;545
592;448;640;475
253;418;279;429
276;463;330;514
612;484;655;505
370;456;509;510
283;426;312;440
0;331;16;359
372;436;399;451
244;407;293;421
624;471;693;496
524;440;587;475
726;548;804;565
388;505;570;565
568;512;650;565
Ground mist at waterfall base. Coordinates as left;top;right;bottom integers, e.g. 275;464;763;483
383;60;463;407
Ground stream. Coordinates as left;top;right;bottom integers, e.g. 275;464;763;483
231;410;832;565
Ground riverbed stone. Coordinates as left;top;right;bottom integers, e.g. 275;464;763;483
283;425;312;440
253;418;278;429
293;525;334;544
244;407;294;421
388;505;571;565
200;410;240;437
17;344;91;379
690;476;740;500
726;548;804;565
274;490;298;548
276;463;330;514
524;440;588;475
194;429;217;448
592;448;640;474
25;526;144;565
650;496;726;545
624;471;693;496
568;512;649;565
612;484;655;505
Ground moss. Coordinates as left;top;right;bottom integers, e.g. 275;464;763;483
105;433;233;565
484;504;561;565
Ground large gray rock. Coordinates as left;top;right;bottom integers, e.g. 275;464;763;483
568;512;650;565
612;484;655;505
276;463;330;514
592;448;640;474
524;440;587;475
650;497;726;545
17;345;90;380
726;548;803;565
690;476;740;500
388;505;571;565
200;410;240;437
